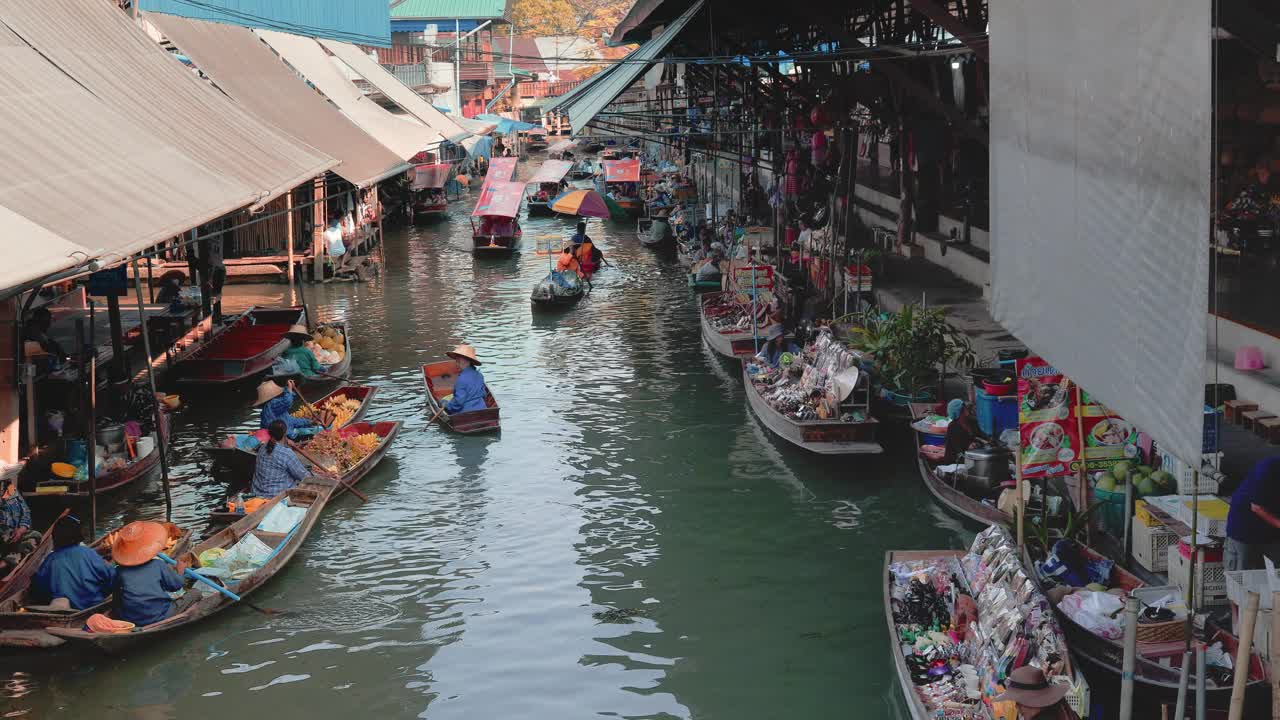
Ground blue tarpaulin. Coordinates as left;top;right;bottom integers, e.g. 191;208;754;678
141;0;392;46
475;114;539;134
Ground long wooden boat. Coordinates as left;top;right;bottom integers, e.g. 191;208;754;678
421;361;500;434
742;363;882;455
1039;543;1269;712
411;193;449;221
885;550;961;720
25;411;171;502
296;321;353;393
208;420;399;524
530;273;586;308
170;307;304;385
472;220;522;253
202;384;378;478
908;403;1012;527
0;511;68;608
0;524;193;649
44;481;333;654
699;292;773;359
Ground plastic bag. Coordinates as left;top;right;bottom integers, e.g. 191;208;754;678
258;501;306;534
1058;590;1125;639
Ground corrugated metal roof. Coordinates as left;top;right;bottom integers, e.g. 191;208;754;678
149;14;410;187
391;0;510;21
140;0;393;47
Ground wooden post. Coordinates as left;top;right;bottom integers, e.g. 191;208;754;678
1228;591;1259;720
131;259;173;521
106;294;126;381
286;187;296;290
1120;597;1138;719
1015;453;1026;549
374;185;385;268
86;356;96;538
0;299;17;466
1271;589;1280;720
1074;386;1092;544
312;176;327;281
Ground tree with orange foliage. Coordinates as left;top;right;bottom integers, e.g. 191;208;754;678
511;0;631;41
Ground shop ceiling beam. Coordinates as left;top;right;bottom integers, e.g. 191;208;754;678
907;0;988;62
1216;0;1280;60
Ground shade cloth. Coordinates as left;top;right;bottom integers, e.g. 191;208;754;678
318;38;470;144
527;161;574;185
148;14;408;187
990;0;1210;465
1;0;335;208
257;29;443;160
482;157;519;190
471;181;526;218
412;164;453;190
603;159;641;183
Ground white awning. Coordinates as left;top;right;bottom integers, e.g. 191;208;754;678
0;0;336;208
257;29;445;161
990;0;1211;464
147;14;409;187
319;39;471;144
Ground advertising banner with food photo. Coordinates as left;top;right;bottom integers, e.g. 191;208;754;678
1016;357;1079;478
1078;391;1139;472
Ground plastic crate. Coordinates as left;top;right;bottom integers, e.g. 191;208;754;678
974;388;1018;439
1225;569;1280;611
1053;672;1090;719
1167;545;1227;605
1156;450;1223;494
1132;520;1178;573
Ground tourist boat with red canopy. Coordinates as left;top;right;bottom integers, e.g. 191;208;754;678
525;159;573;216
471;180;525;253
480;156;518;190
410;163;452;221
421;360;500;434
169;306;304;385
602;158;643;217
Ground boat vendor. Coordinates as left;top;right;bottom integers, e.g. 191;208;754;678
254;379;322;440
992;666;1078;719
23;307;68;360
32;514;115;610
1225;456;1280;571
0;472;36;573
110;521;185;627
556;247;581;277
443;345;488;415
250;421;312;498
944;399;981;464
280;324;323;379
649;211;674;245
755;325;799;369
575;237;603;279
695;243;725;283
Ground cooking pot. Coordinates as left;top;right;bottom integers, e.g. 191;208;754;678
962;446;1013;496
96;424;125;449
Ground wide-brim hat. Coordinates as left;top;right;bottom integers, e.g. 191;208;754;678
253;380;284;407
446;344;482;366
993;666;1069;708
110;521;170;567
284;324;312;341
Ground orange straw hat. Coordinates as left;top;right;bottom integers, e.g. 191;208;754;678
253;380;284;407
446;344;482;366
110;521;171;567
284;324;312;341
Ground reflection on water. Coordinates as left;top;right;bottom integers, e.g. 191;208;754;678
3;163;970;719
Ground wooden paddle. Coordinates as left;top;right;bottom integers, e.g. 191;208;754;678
427;407;446;426
286;439;368;503
290;382;331;428
157;552;284;616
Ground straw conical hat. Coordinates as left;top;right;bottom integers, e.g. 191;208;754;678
446;344;482;366
110;521;170;567
284;324;311;341
253;380;284;406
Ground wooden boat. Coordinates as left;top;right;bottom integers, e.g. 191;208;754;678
421;361;500;434
525;161;573;217
295;321;352;393
742;362;882;455
170;306;304;385
885;550;962;719
25;411;171;502
908;402;1012;527
471;179;524;254
208;420;400;524
603;159;642;217
410;163;451;221
530;272;586;308
202;383;378;478
699;292;773;359
636;217;674;249
1037;543;1269;712
44;481;333;654
0;524;193;649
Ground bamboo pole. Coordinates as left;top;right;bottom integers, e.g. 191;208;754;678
1271;589;1280;720
1196;644;1207;720
130;259;173;521
1228;591;1259;720
1120;597;1138;719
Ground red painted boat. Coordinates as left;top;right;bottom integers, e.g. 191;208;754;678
421;360;500;434
471;180;524;254
170;307;304;384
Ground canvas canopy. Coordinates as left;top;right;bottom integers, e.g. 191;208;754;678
482;157;519;189
603;159;641;183
527;161;574;185
412;164;453;190
471;181;525;218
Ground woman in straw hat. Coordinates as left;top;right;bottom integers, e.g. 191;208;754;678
279;324;323;379
443;345;488;415
110;521;185;627
993;666;1077;719
254;378;321;440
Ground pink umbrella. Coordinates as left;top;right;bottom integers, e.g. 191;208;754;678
550;188;610;218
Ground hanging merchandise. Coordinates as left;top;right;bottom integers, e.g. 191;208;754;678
746;329;865;422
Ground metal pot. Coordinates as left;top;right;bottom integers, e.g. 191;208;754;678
96;424;125;449
962;446;1013;496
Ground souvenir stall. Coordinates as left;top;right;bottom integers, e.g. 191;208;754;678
887;525;1086;719
745;328;870;423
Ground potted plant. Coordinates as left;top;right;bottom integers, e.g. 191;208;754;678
849;304;974;405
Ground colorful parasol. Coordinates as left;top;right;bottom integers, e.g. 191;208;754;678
550;189;610;218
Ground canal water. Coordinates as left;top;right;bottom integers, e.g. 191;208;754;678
2;161;973;719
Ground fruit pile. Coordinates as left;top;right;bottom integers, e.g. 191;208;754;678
292;393;362;428
1094;460;1175;497
303;430;380;473
305;325;346;366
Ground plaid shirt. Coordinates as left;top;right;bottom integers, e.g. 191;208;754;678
249;444;310;497
0;491;31;531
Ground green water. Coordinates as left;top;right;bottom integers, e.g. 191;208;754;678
1;164;973;718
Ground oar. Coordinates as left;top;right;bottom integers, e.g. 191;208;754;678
291;383;331;427
427;407;446;426
156;552;284;616
287;439;368;503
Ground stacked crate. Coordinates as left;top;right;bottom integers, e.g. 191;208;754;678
1167;542;1228;606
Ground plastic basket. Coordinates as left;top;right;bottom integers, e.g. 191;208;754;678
1092;487;1129;537
1132;520;1178;573
975;388;1018;438
1167;546;1227;604
1053;673;1090;718
1225;569;1280;611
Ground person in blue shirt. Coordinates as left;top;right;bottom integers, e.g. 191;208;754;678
110;521;185;627
1225;456;1280;571
250;421;313;498
443;344;489;415
33;514;116;610
754;325;799;368
254;379;320;440
570;221;592;247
